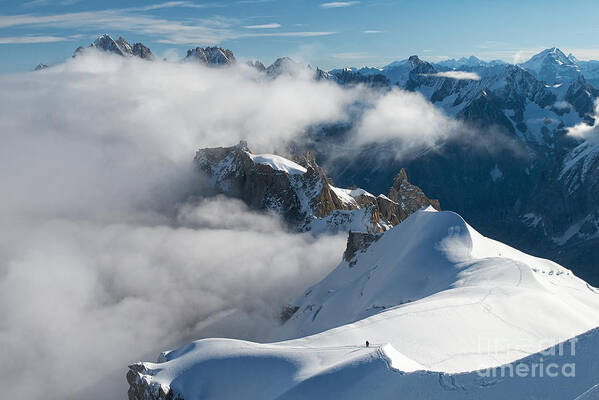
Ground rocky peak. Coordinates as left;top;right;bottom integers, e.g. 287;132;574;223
34;63;48;71
314;67;332;81
521;47;581;84
265;57;305;77
74;34;153;59
132;42;153;59
247;60;266;72
395;168;408;184
389;168;441;212
408;55;423;68
193;143;440;235
185;46;236;66
116;36;132;54
91;34;126;55
328;68;390;87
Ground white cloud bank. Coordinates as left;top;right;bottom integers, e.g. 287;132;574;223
0;51;465;399
430;71;481;80
352;88;460;151
320;1;359;8
567;101;599;142
0;52;356;400
243;23;281;29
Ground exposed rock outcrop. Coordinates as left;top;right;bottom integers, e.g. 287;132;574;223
193;142;440;234
73;34;154;59
343;231;380;266
127;363;182;400
388;168;441;216
185;46;236;66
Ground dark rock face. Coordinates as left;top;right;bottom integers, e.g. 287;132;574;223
185;46;236;66
565;76;599;116
328;68;390;88
280;305;300;323
247;60;266;72
389;168;441;214
194;141;307;226
132;42;154;60
34;63;48;71
265;57;304;78
343;231;379;266
193;142;440;234
127;363;183;400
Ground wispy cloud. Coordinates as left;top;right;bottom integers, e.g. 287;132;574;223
429;71;481;80
238;31;335;38
22;0;80;7
0;10;232;44
243;23;281;29
0;35;70;44
134;1;225;11
320;1;359;9
332;52;375;59
235;0;276;3
0;4;332;45
363;30;383;34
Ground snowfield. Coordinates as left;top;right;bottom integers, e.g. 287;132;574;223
247;152;308;175
130;207;599;399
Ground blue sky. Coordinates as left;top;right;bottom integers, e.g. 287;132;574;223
1;0;599;72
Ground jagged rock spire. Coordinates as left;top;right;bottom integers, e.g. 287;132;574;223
185;46;236;66
73;34;154;59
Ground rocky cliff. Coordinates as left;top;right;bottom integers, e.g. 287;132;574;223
73;34;154;59
193;142;440;235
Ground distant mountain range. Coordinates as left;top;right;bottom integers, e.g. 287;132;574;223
36;35;599;286
319;49;599;287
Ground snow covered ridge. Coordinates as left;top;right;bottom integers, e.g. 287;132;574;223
193;141;440;234
127;208;599;400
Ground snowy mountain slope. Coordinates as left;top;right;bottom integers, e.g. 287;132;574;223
128;327;599;400
277;207;599;368
579;60;599;88
436;56;502;69
401;56;594;144
127;207;599;400
324;49;597;146
193;142;439;234
520;47;582;84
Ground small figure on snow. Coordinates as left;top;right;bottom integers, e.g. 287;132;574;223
365;340;370;348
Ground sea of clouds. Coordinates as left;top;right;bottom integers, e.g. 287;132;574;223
0;50;462;399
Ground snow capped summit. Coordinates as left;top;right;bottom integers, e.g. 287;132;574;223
279;208;599;343
91;34;130;56
127;207;599;400
526;47;573;67
521;47;581;84
437;55;488;69
408;55;427;68
265;57;306;77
